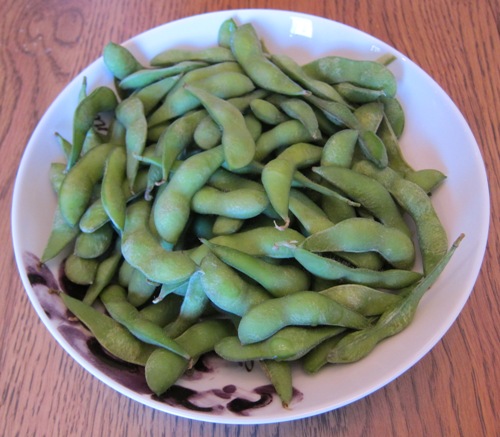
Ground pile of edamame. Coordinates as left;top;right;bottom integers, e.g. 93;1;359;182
44;18;463;408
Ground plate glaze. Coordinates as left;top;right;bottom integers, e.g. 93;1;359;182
12;9;489;424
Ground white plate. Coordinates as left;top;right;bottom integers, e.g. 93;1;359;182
11;9;490;424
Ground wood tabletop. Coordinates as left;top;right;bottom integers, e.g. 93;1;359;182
1;0;498;435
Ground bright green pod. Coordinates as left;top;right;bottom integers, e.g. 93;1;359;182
237;291;370;344
115;97;148;190
119;61;206;90
200;252;271;317
230;23;307;96
301;217;416;269
61;293;155;366
64;253;98;285
327;235;463;364
122;200;197;285
59;142;117;226
74;222;114;259
69;88;118;170
201;239;310;297
185;84;256;170
41;205;80;263
103;42;143;80
150;46;235;66
100;285;189;359
191;186;269;219
216;326;345;361
145;318;236;395
291;246;422;289
303;56;397;98
353;160;449;275
101;146;127;232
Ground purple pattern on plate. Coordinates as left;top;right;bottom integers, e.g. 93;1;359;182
23;251;304;415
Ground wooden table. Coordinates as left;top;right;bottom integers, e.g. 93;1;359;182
1;0;498;435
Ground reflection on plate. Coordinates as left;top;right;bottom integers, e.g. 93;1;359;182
12;9;489;424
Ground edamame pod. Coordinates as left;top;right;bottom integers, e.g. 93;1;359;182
301;218;416;269
201;239;310;297
303;56;397;98
230;23;307;96
121;200;197;284
215;326;345;361
184;84;256;170
59;142;116;226
237;291;370;344
290;246;422;289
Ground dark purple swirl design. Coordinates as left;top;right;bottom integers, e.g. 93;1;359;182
22;251;304;416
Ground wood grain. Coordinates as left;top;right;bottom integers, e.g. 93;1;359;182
1;0;498;436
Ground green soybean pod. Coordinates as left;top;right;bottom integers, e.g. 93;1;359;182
145;318;236;395
279;98;321;140
132;75;182;116
354;160;448;275
405;168;447;194
68;87;118;170
100;284;189;359
82;240;122;305
158;109;207;180
74;222;114;259
335;82;387;103
380;96;405;138
152;146;225;245
290;246;422;289
64;253;99;285
319;284;403;316
301;331;347;374
163;271;209;338
201;239;310;297
327;234;463;364
61;294;155;366
41;206;80;263
193;114;222;150
103;42;143;80
218;18;238;48
150;46;236;66
200;252;271;317
127;268;158;307
184;84;256;170
121;200;197;285
304;94;360;130
215;326;345;362
250;99;288;125
60;142;116;227
259;360;293;408
115;97;148;190
237;291;370;344
377;116;414;176
212;216;244;236
119;61;206;90
138;294;183;327
303;56;397;98
149;70;253;125
191;186;269;219
321;129;359;168
313;165;411;238
254;119;314;161
55;133;72;161
230;23;307;96
301;217;416;269
270;53;347;103
354;102;385;132
101;146;127;232
262;143;324;229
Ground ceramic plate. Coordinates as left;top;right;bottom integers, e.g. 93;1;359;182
11;9;490;424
